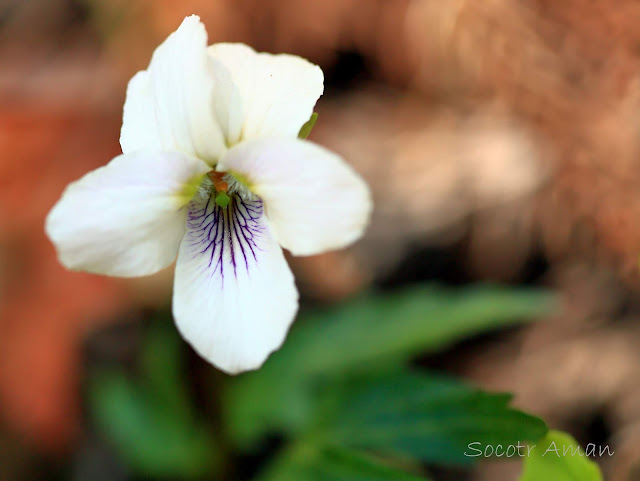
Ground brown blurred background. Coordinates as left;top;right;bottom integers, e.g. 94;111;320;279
2;0;640;480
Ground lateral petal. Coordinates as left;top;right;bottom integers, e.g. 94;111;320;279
45;151;210;277
219;138;372;256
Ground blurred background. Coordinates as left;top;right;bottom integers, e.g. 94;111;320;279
2;0;640;480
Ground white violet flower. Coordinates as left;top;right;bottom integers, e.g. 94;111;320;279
45;15;372;374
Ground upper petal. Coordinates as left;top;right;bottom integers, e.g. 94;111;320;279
218;138;372;256
173;191;298;374
120;71;163;154
208;43;324;144
120;15;225;163
45;151;210;277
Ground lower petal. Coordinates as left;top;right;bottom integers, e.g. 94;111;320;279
172;192;299;374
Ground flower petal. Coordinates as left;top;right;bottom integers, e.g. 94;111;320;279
120;15;225;163
45;151;210;277
173;192;298;374
120;71;163;154
208;43;324;144
219;138;372;256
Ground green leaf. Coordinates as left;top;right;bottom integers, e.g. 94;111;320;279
325;372;548;466
88;322;219;478
138;320;191;416
298;112;318;139
258;444;429;481
225;285;555;446
315;447;428;481
519;431;604;481
293;285;554;374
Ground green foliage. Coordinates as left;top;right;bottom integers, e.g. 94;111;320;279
255;370;547;480
259;444;429;481
88;323;219;479
519;431;604;481
89;284;558;481
326;372;548;466
225;285;555;446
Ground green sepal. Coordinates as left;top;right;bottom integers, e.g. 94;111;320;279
298;112;318;139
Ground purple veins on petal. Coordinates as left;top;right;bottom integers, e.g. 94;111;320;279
183;193;266;287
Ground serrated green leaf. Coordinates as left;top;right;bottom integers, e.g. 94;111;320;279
519;431;604;481
326;372;548;466
225;285;555;446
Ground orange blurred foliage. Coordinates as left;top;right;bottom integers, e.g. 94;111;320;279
0;105;131;450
